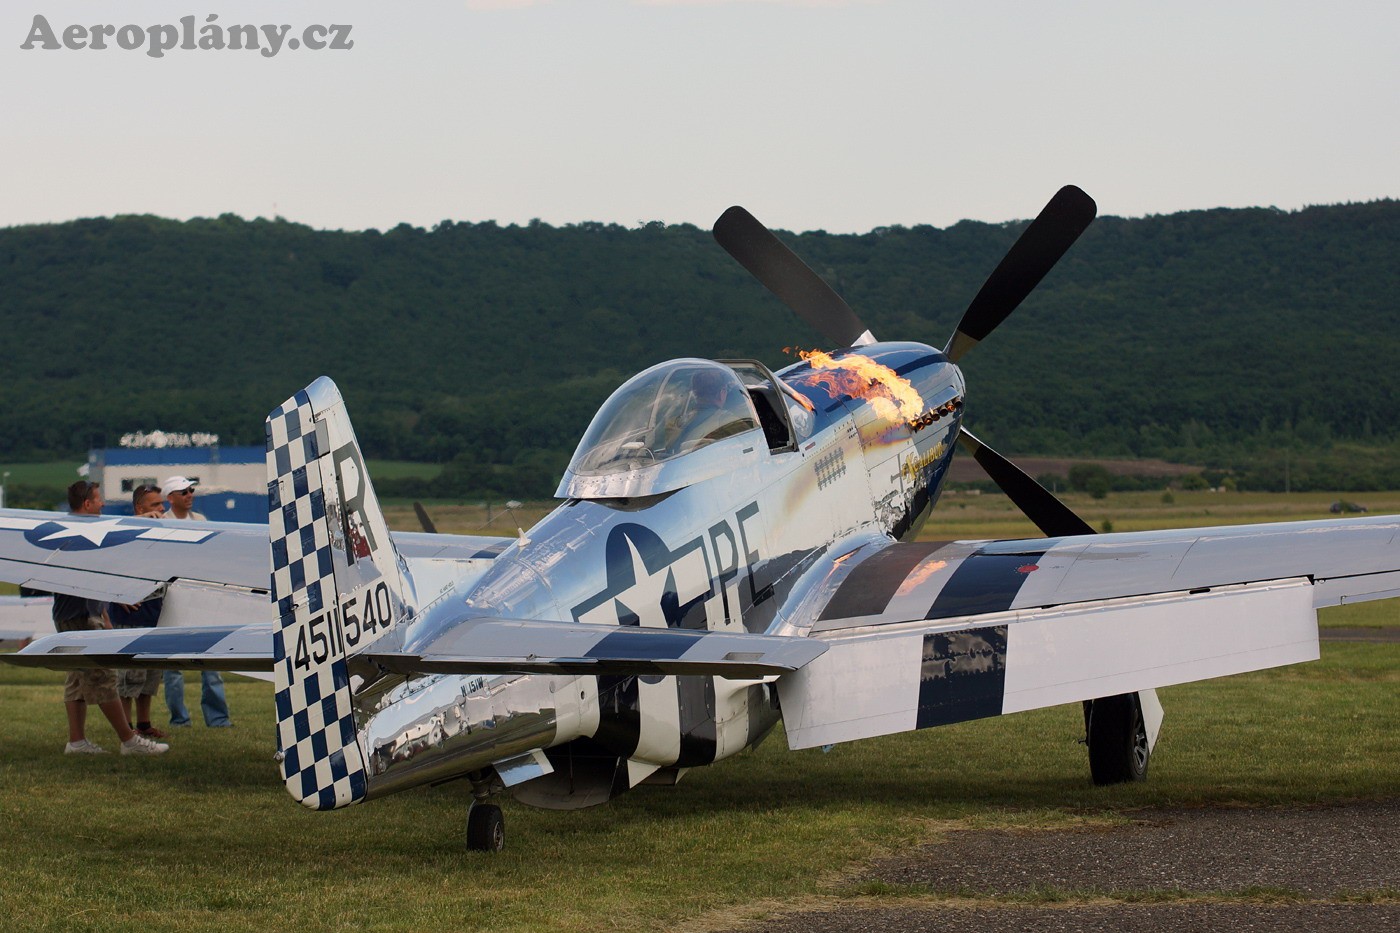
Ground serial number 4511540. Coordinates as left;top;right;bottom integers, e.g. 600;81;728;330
292;580;393;671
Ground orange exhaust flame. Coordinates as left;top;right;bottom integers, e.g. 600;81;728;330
788;348;925;422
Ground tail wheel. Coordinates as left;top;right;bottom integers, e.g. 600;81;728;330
1087;693;1150;785
466;803;505;852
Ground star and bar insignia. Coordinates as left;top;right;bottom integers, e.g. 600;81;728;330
0;516;217;552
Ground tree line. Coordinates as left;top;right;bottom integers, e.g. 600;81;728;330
1;200;1397;498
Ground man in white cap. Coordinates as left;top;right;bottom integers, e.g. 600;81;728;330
161;475;205;521
160;477;233;728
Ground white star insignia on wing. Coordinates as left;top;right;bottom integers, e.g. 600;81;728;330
37;518;133;547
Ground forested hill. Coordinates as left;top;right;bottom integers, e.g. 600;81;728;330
1;200;1397;493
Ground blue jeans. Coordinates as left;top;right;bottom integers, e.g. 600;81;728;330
164;670;231;727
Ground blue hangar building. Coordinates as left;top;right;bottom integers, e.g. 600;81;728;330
90;445;265;523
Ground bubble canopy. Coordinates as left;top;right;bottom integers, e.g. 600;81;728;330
558;359;763;498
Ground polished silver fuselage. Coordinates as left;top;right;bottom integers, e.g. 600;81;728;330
354;342;964;804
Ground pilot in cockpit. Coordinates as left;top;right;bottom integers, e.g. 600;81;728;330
657;367;753;456
568;360;761;480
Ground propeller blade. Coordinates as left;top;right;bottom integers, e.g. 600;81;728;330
412;501;438;535
944;185;1097;362
957;428;1095;537
714;206;875;347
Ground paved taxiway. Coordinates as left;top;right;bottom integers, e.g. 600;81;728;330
720;798;1399;931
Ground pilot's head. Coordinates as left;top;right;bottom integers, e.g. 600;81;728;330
694;369;729;407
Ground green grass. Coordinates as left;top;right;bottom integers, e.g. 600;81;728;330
1322;599;1400;629
928;488;1400;540
2;488;1397;929
1;642;1396;932
365;460;443;481
0;461;84;487
390;489;1400;540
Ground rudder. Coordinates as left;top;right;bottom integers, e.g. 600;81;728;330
266;377;414;810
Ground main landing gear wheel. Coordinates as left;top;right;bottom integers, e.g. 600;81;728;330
466;803;505;852
1087;693;1150;785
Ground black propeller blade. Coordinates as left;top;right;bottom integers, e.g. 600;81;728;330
412;501;438;535
944;185;1097;363
713;206;873;348
957;428;1095;538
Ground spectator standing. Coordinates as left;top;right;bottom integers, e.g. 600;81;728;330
111;485;170;740
54;481;168;756
160;476;233;728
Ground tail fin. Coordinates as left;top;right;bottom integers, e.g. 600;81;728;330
266;377;416;810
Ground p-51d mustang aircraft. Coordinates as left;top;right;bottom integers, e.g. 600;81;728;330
5;187;1399;851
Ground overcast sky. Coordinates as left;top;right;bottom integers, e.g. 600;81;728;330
3;0;1395;234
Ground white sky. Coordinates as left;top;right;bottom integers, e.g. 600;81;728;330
2;0;1395;234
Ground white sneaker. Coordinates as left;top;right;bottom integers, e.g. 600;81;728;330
120;734;169;756
64;739;108;755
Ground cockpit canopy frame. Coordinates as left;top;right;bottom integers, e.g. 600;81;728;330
713;358;813;454
557;359;767;500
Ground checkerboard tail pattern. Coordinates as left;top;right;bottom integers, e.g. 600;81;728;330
267;387;369;810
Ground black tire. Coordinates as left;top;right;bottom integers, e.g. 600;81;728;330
466;803;505;852
1087;693;1149;785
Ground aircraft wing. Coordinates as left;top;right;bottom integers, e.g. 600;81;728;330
0;507;511;627
5;616;825;680
778;515;1400;749
2;623;276;671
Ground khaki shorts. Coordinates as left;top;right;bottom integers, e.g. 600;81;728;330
56;614;119;705
63;668;119;704
118;668;162;699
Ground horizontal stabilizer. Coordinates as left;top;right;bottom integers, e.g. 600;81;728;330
15;569;161;606
0;506;509;612
372;617;827;679
5;623;274;671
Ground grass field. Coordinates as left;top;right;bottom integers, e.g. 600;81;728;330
2;490;1397;931
1;644;1395;932
918;487;1400;539
365;460;444;481
386;488;1400;541
0;460;84;487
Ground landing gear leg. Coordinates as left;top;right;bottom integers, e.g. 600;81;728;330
466;802;505;852
465;770;506;852
1086;692;1150;785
